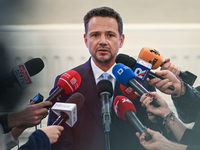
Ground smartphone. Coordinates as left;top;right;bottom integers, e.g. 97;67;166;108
30;93;44;104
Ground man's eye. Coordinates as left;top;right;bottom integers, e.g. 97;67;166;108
92;34;98;37
108;34;114;37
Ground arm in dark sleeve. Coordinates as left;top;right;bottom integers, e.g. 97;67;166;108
48;110;73;150
19;130;50;150
186;145;200;150
172;83;200;123
0;114;11;133
180;128;200;146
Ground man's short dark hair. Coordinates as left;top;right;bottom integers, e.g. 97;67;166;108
83;6;123;36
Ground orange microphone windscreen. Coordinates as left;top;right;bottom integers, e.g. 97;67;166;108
138;47;163;69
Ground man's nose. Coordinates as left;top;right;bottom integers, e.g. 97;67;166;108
99;35;107;45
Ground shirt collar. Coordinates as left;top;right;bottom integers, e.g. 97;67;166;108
90;58;116;82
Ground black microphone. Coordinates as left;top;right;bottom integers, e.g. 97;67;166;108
97;79;113;133
112;63;160;107
0;58;44;89
97;78;113;150
115;54;175;91
52;92;85;126
113;95;152;141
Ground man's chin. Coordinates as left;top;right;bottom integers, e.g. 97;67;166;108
96;57;113;63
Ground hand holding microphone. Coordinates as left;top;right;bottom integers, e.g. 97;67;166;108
147;70;186;96
138;47;197;86
7;100;52;130
115;53;175;91
113;95;152;141
140;92;171;119
112;63;160;107
40;125;64;144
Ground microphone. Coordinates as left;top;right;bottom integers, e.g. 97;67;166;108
45;70;81;103
116;53;175;91
113;95;152;141
96;79;113;133
97;78;113;150
51;92;85;127
132;58;152;82
120;84;140;100
138;47;197;86
0;58;44;89
112;63;160;107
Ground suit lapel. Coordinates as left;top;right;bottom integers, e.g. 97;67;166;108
77;58;103;129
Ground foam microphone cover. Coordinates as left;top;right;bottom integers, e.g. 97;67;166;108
138;47;163;69
97;80;113;98
57;70;81;94
112;63;137;87
120;84;140;100
115;53;136;69
113;95;137;120
24;58;45;76
66;92;85;111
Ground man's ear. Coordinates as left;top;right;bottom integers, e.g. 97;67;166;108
119;34;125;48
84;34;88;48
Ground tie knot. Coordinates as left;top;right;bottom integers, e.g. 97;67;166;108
102;72;111;80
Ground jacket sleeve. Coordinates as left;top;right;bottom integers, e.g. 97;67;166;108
180;128;200;146
19;130;50;150
172;83;200;123
186;145;200;150
0;114;11;133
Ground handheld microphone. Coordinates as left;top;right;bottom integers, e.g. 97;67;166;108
97;79;113;133
0;58;44;89
120;84;139;100
113;95;152;141
138;47;197;86
132;58;152;82
116;53;175;91
112;63;160;107
45;70;81;103
51;92;85;127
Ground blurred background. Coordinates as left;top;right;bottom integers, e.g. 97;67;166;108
0;0;200;149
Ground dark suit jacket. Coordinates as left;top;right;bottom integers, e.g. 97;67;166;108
47;57;163;150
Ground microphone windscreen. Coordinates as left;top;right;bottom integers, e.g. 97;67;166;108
112;63;136;87
138;47;163;69
24;58;44;76
96;80;113;98
57;70;81;94
66;92;85;111
120;84;139;100
116;53;136;69
113;95;137;120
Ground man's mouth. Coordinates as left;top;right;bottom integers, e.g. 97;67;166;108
98;49;109;54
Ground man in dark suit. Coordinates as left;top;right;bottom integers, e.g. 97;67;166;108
47;6;165;150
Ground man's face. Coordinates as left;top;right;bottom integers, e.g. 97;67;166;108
84;16;124;64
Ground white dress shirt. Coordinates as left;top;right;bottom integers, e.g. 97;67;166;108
90;58;116;104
